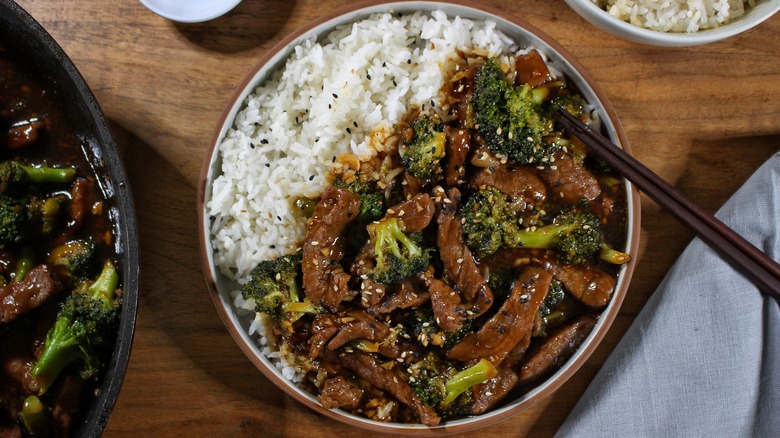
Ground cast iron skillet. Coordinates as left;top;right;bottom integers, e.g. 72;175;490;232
0;1;140;436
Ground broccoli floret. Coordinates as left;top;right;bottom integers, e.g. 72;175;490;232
539;279;565;317
400;113;446;180
408;352;456;407
0;161;75;193
30;260;121;394
332;178;385;223
398;307;473;349
471;58;556;164
548;93;586;119
461;187;522;259
0;193;68;245
505;210;602;265
367;217;430;284
0;195;27;245
408;355;497;410
48;239;97;281
242;252;323;331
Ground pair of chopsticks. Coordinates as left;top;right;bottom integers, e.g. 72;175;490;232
554;108;780;300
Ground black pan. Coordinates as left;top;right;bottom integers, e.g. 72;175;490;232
0;1;139;436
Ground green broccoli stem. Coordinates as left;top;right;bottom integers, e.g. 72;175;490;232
21;395;49;435
16;163;76;184
282;300;324;314
86;260;119;305
505;222;577;249
599;242;631;264
13;246;35;281
441;358;498;406
30;317;80;394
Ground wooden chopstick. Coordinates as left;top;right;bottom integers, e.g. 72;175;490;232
554;108;780;300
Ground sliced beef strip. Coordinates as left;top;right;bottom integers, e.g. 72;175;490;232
424;275;466;333
548;262;615;309
0;265;63;323
483;248;616;309
309;309;391;357
520;315;597;384
444;126;470;187
471;161;547;206
386;193;435;233
447;266;551;365
370;273;431;315
471;366;520;415
515;49;551;88
323;350;441;427
302;186;361;310
434;186;493;318
318;376;363;410
537;150;600;204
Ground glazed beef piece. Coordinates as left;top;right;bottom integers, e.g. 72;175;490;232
537;150;601;204
434;187;494;318
444;126;470;187
0;265;63;323
520;315;597;384
471;161;547;206
448;266;552;365
318;376;363;410
302;186;361;310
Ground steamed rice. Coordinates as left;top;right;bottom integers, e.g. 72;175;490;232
592;0;756;32
208;11;518;284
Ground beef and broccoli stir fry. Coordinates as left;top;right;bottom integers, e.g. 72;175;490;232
244;50;629;426
0;45;122;437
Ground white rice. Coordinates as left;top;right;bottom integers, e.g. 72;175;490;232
207;10;518;284
592;0;756;32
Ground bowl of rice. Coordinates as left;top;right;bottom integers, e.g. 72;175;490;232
565;0;780;46
198;0;640;433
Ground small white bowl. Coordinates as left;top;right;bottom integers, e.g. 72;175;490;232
564;0;780;46
139;0;242;23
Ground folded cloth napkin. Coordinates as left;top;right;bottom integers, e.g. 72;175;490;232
557;152;780;437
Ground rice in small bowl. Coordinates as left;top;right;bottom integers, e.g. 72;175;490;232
198;0;640;433
565;0;780;46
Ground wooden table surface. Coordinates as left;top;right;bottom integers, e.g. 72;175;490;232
15;0;780;436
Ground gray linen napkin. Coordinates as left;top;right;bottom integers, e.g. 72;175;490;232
557;152;780;437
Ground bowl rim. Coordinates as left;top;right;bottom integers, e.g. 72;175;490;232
197;0;641;433
0;1;140;436
564;0;780;46
138;0;243;23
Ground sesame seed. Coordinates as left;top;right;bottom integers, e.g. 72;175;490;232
550;165;558;170
332;93;338;98
346;127;351;134
260;139;269;144
309;175;314;181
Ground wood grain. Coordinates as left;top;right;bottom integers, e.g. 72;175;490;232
13;0;780;436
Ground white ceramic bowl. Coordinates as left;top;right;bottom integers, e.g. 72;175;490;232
198;0;640;433
139;0;242;23
565;0;780;46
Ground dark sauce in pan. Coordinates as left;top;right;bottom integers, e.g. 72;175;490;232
0;41;120;437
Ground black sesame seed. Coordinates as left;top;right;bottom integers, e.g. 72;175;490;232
332;156;336;163
366;74;371;80
346;127;352;134
328;104;332;109
209;215;216;221
250;143;255;149
265;163;270;168
309;175;314;181
353;121;358;128
277;216;282;221
295;116;299;123
332;93;338;98
407;59;411;64
392;79;397;86
270;245;276;249
430;99;435;107
260;139;269;144
382;61;387;67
